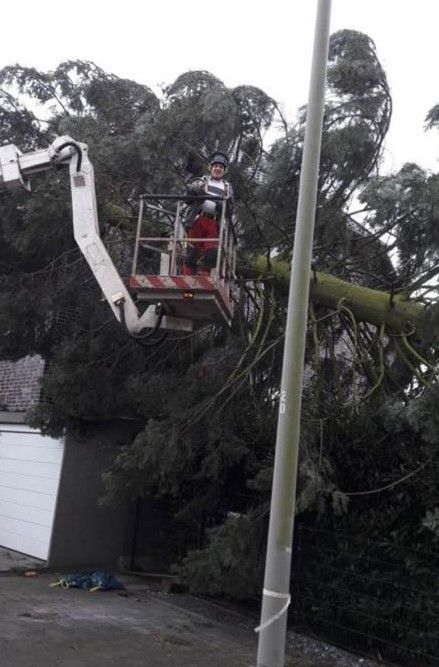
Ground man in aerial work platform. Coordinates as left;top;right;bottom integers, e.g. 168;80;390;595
182;151;234;276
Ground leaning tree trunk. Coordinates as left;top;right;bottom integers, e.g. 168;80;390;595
240;256;429;335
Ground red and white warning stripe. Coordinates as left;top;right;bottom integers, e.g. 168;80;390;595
129;274;234;316
129;274;215;290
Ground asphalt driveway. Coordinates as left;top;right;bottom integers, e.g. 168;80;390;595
0;573;265;667
0;572;384;667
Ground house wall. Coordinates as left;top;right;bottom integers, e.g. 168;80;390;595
48;422;137;570
0;358;168;571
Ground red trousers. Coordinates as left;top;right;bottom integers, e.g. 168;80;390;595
182;215;219;275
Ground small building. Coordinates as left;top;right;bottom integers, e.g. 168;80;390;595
0;355;61;561
0;355;136;569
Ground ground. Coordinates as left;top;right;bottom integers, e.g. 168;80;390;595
0;547;386;667
1;573;255;667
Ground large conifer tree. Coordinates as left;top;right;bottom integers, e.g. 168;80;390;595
1;31;439;601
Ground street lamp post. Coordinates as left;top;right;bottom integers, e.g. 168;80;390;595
256;2;332;666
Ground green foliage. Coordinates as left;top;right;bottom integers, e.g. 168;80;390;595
0;90;42;147
175;511;266;599
28;319;145;436
322;30;391;195
361;164;439;287
103;342;278;543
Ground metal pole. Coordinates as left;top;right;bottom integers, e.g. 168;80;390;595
170;200;181;275
256;2;332;666
132;197;144;275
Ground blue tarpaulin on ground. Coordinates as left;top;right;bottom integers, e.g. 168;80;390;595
51;571;125;592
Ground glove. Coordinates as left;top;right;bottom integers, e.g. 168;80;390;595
188;179;205;195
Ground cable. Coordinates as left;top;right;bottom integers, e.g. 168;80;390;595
56;141;83;172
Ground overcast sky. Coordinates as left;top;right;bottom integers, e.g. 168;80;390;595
3;1;439;172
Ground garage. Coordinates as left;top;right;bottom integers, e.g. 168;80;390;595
0;357;134;570
0;423;64;560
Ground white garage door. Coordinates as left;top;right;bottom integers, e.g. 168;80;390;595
0;424;64;560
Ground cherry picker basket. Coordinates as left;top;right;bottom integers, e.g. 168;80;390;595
129;194;237;327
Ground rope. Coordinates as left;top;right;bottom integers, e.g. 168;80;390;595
254;589;291;634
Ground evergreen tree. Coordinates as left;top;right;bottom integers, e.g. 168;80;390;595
1;31;438;605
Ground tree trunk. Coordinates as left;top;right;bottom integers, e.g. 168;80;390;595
240;256;427;335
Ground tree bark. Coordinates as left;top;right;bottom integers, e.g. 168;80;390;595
240;256;427;335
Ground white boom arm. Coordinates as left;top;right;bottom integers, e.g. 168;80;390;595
0;136;192;334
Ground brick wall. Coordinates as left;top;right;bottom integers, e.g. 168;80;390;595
0;355;45;412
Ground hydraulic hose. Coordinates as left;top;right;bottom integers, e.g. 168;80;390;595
117;301;168;347
56;141;83;172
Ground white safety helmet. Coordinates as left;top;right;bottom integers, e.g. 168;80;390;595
201;199;217;216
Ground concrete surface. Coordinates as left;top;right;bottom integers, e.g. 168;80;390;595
0;546;44;572
0;573;385;667
0;574;263;667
